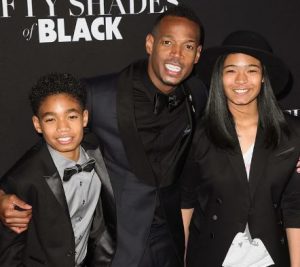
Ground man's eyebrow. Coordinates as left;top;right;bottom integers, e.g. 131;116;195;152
160;35;197;42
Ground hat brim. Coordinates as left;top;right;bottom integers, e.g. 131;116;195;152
196;45;290;96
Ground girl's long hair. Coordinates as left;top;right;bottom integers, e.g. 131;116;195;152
202;54;289;149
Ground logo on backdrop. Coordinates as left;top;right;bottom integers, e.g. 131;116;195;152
285;109;300;117
1;0;179;43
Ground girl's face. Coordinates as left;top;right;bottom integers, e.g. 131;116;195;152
222;53;263;110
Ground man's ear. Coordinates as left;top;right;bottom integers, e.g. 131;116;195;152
145;34;154;55
32;116;42;133
194;45;202;64
83;110;88;127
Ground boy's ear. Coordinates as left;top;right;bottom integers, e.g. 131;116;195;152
83;110;88;127
32;116;42;133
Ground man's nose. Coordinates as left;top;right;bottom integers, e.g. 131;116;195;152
170;45;182;58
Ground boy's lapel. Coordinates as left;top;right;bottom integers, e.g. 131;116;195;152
37;143;69;215
83;134;117;229
44;172;69;215
85;145;114;199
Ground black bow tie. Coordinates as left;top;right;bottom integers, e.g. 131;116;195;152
153;91;185;115
63;158;96;182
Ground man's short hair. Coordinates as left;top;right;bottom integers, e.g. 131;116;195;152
29;72;86;115
151;5;205;46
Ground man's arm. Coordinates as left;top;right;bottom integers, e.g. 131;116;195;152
286;228;300;267
181;208;194;250
0;213;27;267
297;158;300;173
0;190;32;234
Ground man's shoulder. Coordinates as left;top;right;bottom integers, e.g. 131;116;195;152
184;74;207;94
81;59;144;90
81;132;100;151
82;72;119;90
183;74;208;116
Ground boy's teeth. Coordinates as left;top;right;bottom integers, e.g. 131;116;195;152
58;137;71;141
165;64;181;72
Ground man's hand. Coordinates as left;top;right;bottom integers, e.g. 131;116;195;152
0;190;32;233
297;157;300;173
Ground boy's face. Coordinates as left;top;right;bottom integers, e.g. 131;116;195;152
32;93;88;162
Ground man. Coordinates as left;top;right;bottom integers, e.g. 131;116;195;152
0;5;207;267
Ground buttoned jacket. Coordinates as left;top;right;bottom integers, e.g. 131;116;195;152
182;114;300;267
0;134;116;267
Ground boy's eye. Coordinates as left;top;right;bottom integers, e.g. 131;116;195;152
69;115;79;120
44;117;54;123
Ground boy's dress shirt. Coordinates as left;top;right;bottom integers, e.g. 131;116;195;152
48;145;101;266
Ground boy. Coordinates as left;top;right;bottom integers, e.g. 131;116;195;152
0;73;116;267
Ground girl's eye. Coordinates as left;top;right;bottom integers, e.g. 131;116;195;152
224;69;235;73
248;69;259;73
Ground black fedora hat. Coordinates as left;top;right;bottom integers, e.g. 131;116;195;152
197;30;290;95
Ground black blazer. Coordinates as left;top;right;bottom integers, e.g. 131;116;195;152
0;134;116;267
181;114;300;267
83;60;208;267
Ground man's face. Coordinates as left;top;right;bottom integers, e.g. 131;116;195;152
32;93;88;162
146;16;202;94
